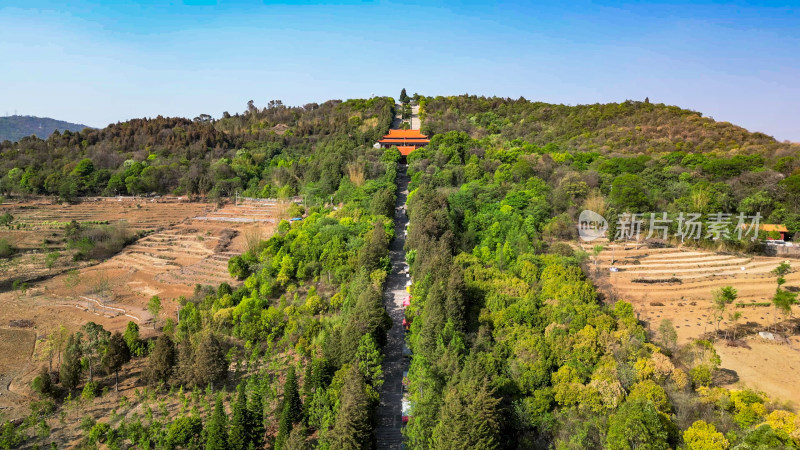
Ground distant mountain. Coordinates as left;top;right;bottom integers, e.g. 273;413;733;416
0;115;91;142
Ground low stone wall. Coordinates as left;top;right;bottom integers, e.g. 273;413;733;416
763;245;800;258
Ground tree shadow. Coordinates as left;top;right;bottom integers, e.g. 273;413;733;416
713;367;739;385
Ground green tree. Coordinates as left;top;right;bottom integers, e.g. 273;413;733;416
248;382;265;449
683;420;729;450
712;286;737;333
60;333;83;391
657;319;678;354
282;424;308;450
276;399;293;450
31;366;55;399
80;322;110;382
400;88;410;104
606;398;669;450
205;394;228;450
327;366;373;450
193;332;228;388
167;416;203;449
610;173;651;212
145;334;176;386
355;333;384;387
148;295;162;329
45;251;60;271
431;381;501;450
228;382;250;450
123;321;142;356
48;325;69;370
102;332;130;391
283;365;303;424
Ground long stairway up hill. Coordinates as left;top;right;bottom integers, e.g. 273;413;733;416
375;164;411;449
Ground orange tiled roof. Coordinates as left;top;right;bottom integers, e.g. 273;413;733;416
397;146;416;156
760;224;788;232
382;129;428;139
378;139;430;144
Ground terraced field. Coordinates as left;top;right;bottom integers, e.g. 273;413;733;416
588;241;800;405
591;243;800;320
0;198;285;415
1;198;210;231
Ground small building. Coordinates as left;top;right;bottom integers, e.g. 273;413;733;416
760;224;789;240
377;129;430;154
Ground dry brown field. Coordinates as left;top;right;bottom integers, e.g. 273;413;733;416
0;198;284;418
586;241;800;408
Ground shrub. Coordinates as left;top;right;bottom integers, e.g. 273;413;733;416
81;381;99;401
31;366;55;398
690;365;713;388
0;239;13;258
88;422;111;443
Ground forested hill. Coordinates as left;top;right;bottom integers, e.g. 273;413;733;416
0;115;90;142
0;98;394;200
2;96;799;202
420;96;798;157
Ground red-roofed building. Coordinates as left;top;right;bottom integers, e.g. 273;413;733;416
377;129;430;154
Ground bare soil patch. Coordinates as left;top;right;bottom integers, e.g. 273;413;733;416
0;198;285;418
585;240;800;408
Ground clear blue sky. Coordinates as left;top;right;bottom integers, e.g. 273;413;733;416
1;1;799;141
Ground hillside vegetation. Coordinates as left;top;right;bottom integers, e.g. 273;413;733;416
400;95;800;449
0;98;394;201
3;95;800;449
0;115;90;143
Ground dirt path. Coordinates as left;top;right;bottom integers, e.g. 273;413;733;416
375;164;410;449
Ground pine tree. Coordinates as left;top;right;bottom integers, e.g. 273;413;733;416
102;332;130;391
283;424;308;450
355;334;383;387
277;366;303;450
302;362;313;409
327;366;373;449
193;332;228;388
248;382;265;449
275;400;292;450
205;394;228;450
228;382;250;450
145;334;176;386
60;333;83;391
284;366;302;423
431;381;501;449
400;88;410;104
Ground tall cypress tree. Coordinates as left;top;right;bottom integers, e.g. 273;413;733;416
284;366;302;423
205;394;228;450
193;332;228;388
275;400;292;450
248;382;265;449
228;382;250;450
60;333;83;391
276;366;302;450
328;366;373;449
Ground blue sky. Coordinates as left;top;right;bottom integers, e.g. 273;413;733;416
1;1;799;141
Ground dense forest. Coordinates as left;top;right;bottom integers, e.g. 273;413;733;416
401;96;800;449
0;115;90;143
0;98;394;201
3;95;800;448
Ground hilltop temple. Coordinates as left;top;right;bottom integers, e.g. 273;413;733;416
377;129;430;156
